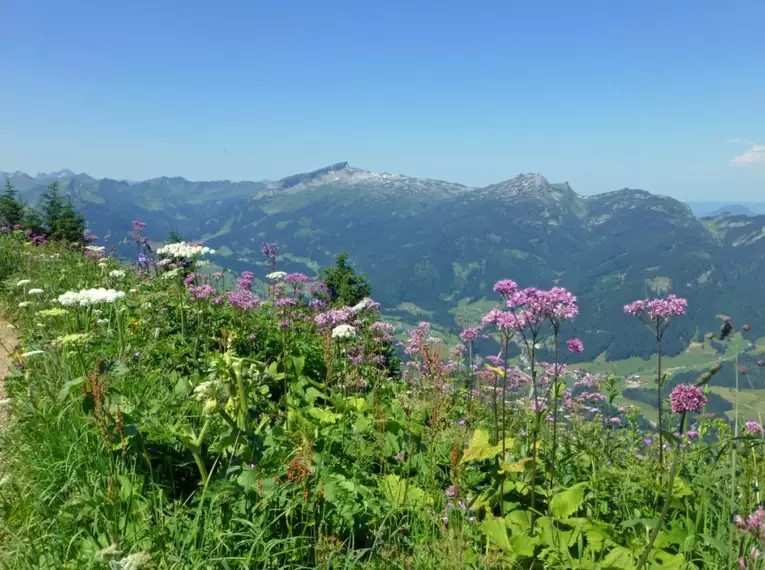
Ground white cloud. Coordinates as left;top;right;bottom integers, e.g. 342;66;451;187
729;143;765;167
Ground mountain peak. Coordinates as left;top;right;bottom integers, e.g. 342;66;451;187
481;173;552;196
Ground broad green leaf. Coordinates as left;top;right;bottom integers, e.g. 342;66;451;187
304;386;325;405
292;355;305;376
461;429;503;463
307;407;342;424
649;549;686;569
602;546;636;569
501;457;532;473
550;482;587;519
505;509;531;534
379;474;431;508
57;376;86;402
480;516;512;554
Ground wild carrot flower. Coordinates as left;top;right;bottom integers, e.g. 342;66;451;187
332;324;356;339
669;384;707;414
16;279;31;287
267;271;286;281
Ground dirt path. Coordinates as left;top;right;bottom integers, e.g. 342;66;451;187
0;318;18;426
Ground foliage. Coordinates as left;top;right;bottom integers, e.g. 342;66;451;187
1;224;765;569
0;179;24;228
320;251;372;307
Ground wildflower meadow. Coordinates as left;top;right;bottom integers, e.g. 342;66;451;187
1;219;765;570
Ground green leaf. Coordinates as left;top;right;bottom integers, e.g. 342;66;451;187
292;355;305;376
307;406;342;424
57;376;86;402
550;483;587;519
602;546;635;569
461;429;503;463
237;468;260;490
480;516;513;554
501;457;533;473
379;474;431;508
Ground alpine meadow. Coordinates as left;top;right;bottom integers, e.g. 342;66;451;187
2;166;765;570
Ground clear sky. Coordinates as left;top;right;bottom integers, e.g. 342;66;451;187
1;0;764;200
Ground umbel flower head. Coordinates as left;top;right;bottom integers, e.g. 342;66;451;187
669;383;707;414
332;324;357;339
156;241;215;259
57;288;126;306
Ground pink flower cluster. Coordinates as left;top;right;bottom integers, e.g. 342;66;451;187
567;337;584;353
315;307;355;329
225;289;261;310
459;326;482;342
746;421;764;435
624;294;688;320
669;384;707;414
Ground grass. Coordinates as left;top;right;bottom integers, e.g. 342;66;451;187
1;229;765;569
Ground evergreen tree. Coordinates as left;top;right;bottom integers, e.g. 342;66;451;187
0;179;24;228
167;229;184;243
40;181;64;235
54;199;86;242
22;206;45;236
320;251;372;307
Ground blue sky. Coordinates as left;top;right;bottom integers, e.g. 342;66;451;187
1;0;764;199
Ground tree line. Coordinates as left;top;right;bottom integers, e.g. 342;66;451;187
0;179;85;242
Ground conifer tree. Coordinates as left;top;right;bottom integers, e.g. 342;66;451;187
0;179;24;227
40;181;64;235
320;251;371;307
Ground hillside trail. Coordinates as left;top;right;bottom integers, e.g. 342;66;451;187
0;317;18;428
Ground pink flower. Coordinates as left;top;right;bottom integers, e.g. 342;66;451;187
567;338;584;353
284;273;309;284
624;295;687;320
459;326;482;342
669;384;707;414
746;421;764;435
492;279;518;298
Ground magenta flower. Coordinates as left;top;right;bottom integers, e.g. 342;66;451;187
746;421;764;435
238;278;253;290
459;326;482;342
284;272;309;284
567;338;584;353
241;270;255;280
188;284;215;301
624;295;687;320
226;289;261;310
669;384;707;414
492;279;518;298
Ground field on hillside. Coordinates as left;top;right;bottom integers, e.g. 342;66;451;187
2;225;765;569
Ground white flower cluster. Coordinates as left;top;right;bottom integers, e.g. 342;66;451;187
109;270;126;279
332;324;357;339
16;279;31;287
156;242;215;259
85;245;105;253
266;271;287;281
57;288;126;306
28;288;44;295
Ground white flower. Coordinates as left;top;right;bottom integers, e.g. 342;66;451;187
0;397;13;407
161;268;182;280
98;258;109;265
85;245;105;252
97;318;110;325
28;288;44;295
196;260;210;267
157;258;172;267
266;271;287;281
20;350;44;358
57;288;126;306
156;242;215;259
332;324;357;339
352;297;375;312
109;270;126;279
16;279;31;287
18;301;31;308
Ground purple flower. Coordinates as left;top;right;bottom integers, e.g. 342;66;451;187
746;421;764;435
567;338;584;354
238;278;253;290
459;326;482;342
444;485;459;498
624;295;687;320
188;284;215;301
284;272;309;284
226;289;261;310
458;419;467;426
669;384;707;414
184;273;195;286
643;437;652;445
492;279;518;298
241;270;255;280
686;430;699;439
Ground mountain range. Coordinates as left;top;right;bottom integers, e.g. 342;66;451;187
4;163;765;367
